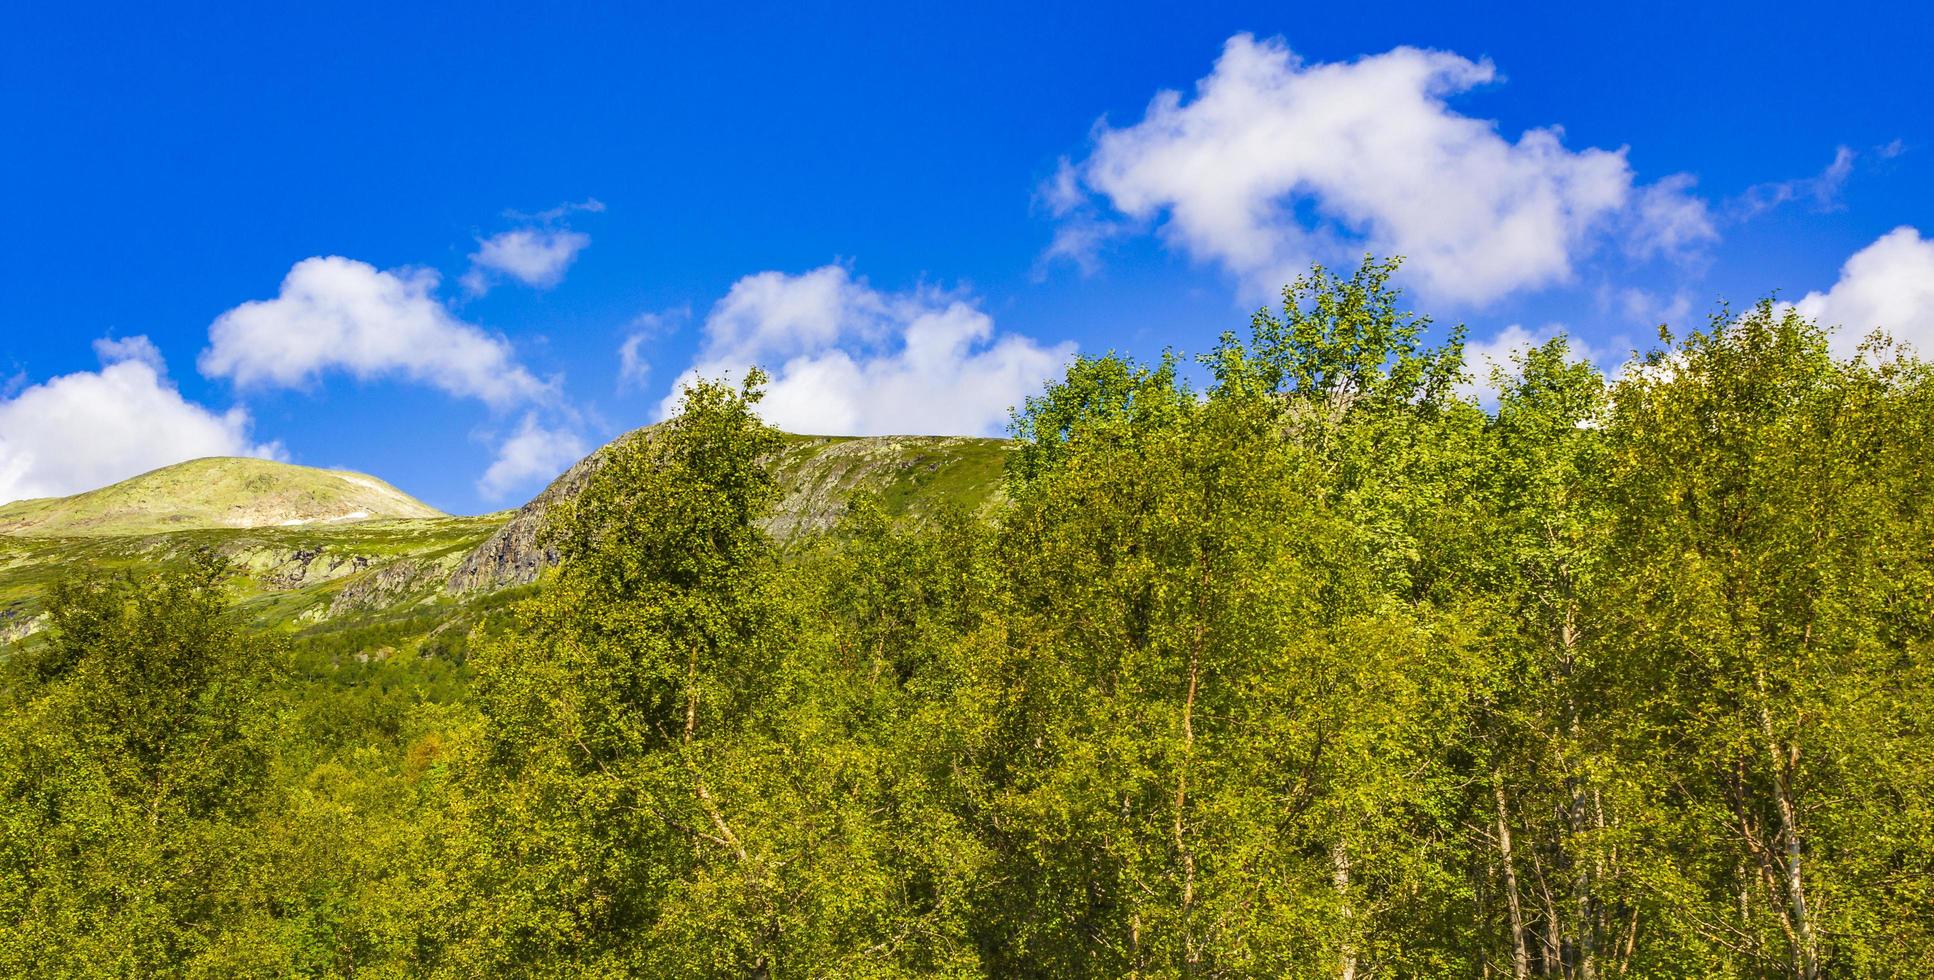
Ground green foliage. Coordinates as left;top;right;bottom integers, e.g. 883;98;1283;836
3;260;1932;977
451;373;985;975
0;551;290;975
1583;304;1934;976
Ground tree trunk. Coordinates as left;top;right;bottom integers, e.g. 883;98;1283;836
1175;629;1202;967
1757;673;1818;980
1529;847;1564;976
1333;840;1358;980
1771;740;1818;980
1495;780;1531;980
1579;788;1609;980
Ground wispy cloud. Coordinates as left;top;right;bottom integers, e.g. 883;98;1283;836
462;228;591;293
461;199;603;295
1731;146;1857;220
616;307;689;393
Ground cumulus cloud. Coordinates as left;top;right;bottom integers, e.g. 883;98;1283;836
0;337;278;504
1047;33;1712;304
477;413;588;501
1457;324;1609;404
200;256;550;407
1793;226;1934;357
461;228;591;294
660;265;1073;436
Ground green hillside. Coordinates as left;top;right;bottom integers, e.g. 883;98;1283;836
447;429;1010;592
0;432;1013;647
0;456;446;537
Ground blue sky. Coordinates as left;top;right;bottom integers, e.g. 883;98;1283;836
4;1;1931;514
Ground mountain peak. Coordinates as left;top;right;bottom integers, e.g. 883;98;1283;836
0;457;445;537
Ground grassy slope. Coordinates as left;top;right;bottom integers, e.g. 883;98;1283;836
0;434;1013;651
765;433;1010;537
0;516;508;642
0;457;444;537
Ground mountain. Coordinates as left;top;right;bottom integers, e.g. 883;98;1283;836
0;432;1011;645
449;431;1010;592
0;457;445;537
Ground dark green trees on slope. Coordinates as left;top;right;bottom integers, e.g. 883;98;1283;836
1;259;1931;977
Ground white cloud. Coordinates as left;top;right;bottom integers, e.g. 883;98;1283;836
1613;287;1692;329
660;265;1073;436
616;308;688;393
1038;217;1124;278
618;334;651;391
1793;226;1934;357
200;256;550;408
1040;158;1085;217
1734;146;1856;219
1458;324;1608;405
1048;33;1711;304
0;338;278;504
462;227;591;294
91;335;166;373
507;198;606;223
477;413;588;501
1628;174;1717;261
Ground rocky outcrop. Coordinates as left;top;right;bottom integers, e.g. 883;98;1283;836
329;558;448;617
446;436;621;593
0;430;1009;639
447;430;1010;594
1;603;46;644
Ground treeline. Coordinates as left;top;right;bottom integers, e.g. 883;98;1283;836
3;260;1932;977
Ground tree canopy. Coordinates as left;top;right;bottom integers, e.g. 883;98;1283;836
3;261;1931;977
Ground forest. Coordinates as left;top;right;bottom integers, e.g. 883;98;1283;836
2;259;1930;978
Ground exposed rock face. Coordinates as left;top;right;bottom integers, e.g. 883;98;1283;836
251;547;372;590
330;558;447;617
1;604;47;644
761;436;1006;538
447;430;1010;594
0;430;1009;641
446;440;614;593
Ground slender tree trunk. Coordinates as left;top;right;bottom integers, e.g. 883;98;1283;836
1769;735;1817;980
1579;788;1609;980
1495;780;1531;980
1530;847;1564;976
1757;671;1818;980
1175;626;1202;967
1333;841;1357;980
1617;905;1639;976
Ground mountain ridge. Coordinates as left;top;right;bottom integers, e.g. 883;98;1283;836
0;457;445;537
448;429;1011;592
0;430;1013;645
